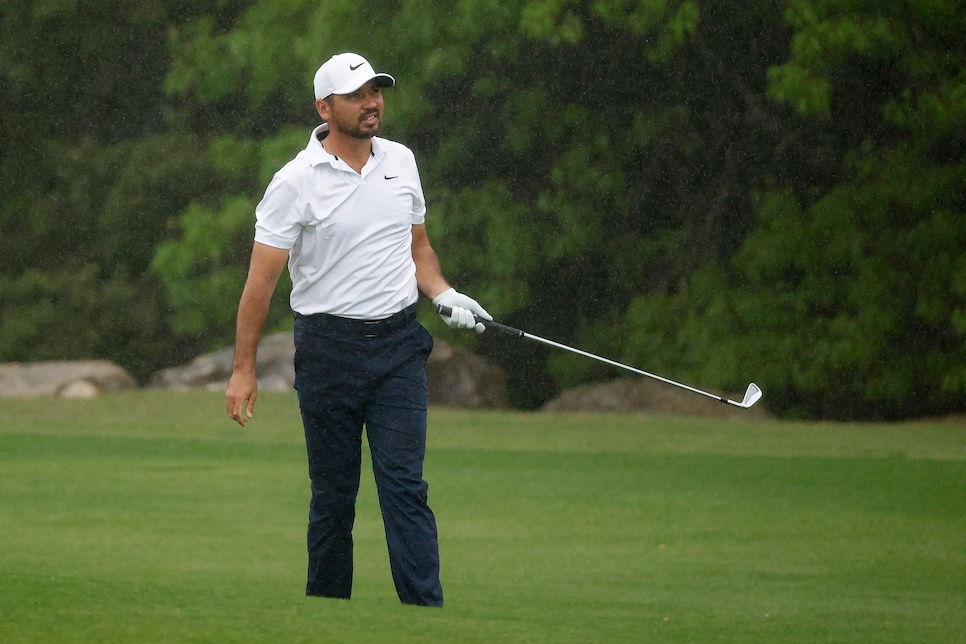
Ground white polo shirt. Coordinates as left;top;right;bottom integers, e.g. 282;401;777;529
254;124;426;319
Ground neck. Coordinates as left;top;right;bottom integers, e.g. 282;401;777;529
321;128;373;174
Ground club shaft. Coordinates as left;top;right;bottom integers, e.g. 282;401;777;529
521;331;731;405
436;304;761;409
435;303;750;406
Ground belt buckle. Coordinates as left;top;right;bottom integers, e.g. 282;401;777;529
363;319;381;338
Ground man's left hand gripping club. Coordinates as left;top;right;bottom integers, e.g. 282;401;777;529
432;288;491;333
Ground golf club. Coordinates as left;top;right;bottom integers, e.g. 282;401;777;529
436;305;763;409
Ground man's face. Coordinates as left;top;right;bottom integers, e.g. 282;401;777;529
322;80;385;140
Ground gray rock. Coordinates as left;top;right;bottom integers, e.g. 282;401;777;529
427;339;508;409
0;360;137;399
149;332;295;393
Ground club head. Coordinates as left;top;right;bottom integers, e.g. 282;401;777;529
739;383;762;408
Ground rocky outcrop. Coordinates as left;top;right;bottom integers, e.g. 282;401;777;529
0;348;759;418
0;360;137;399
541;377;770;418
149;332;509;409
427;339;508;409
149;333;294;393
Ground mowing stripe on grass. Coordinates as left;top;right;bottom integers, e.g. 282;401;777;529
1;391;964;642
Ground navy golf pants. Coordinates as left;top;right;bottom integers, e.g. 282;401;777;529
293;307;443;607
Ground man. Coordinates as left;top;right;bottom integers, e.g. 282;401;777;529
225;52;491;607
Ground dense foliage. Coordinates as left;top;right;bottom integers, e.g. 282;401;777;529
2;0;963;419
0;0;253;377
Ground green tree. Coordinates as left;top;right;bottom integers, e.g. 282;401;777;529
160;0;796;407
5;0;961;418
625;0;966;419
0;0;252;380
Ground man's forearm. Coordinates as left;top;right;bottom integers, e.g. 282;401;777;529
232;285;273;374
414;251;450;300
231;242;291;373
411;224;450;299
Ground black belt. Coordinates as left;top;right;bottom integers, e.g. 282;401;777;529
297;304;418;338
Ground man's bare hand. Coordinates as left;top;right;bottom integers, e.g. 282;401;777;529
226;371;258;426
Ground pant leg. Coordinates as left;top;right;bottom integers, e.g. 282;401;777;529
294;316;367;599
365;322;443;607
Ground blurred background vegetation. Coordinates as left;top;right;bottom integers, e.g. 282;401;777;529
1;0;963;420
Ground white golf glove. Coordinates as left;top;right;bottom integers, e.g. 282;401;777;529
433;288;492;333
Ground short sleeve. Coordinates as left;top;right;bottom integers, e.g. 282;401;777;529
410;155;426;226
254;174;302;249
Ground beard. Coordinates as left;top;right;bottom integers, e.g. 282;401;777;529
331;111;379;140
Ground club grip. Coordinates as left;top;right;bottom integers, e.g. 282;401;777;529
435;304;524;337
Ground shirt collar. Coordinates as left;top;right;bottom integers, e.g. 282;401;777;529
306;124;384;167
306;124;334;167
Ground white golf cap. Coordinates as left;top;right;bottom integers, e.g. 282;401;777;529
313;53;395;99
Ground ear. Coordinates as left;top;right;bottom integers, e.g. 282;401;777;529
315;98;329;121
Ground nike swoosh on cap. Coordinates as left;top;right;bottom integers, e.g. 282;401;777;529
349;62;364;70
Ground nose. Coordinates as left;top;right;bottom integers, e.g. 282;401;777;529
364;90;382;109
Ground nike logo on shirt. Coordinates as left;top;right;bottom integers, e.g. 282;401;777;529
385;175;398;180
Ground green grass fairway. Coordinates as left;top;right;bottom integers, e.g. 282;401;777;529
2;391;964;642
